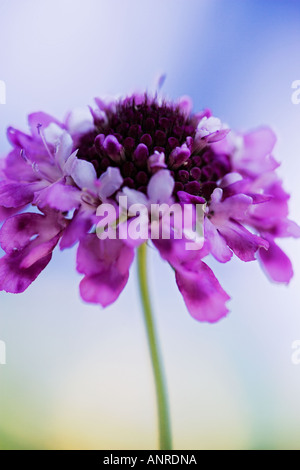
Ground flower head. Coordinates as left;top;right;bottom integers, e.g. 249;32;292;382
0;93;299;322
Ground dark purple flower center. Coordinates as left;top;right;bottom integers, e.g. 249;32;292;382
76;95;231;200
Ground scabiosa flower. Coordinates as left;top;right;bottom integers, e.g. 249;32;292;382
1;91;299;450
0;94;299;322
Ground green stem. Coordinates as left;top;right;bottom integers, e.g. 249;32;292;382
137;243;172;450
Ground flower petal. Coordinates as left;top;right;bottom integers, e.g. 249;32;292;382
0;211;64;293
0;250;52;293
175;262;230;323
55;131;73;170
204;217;233;263
60;210;93;249
70;158;97;190
97;167;123;201
177;191;205;205
20;235;60;269
0;211;65;255
0;205;20;223
0;213;47;254
34;182;81;212
65;107;94;135
77;235;134;307
258;237;293;284
118;187;149;208
147;170;174;204
0;181;35;208
3;149;38;182
43;123;65;145
210;188;253;222
28;112;62;138
233;127;279;177
219;221;269;261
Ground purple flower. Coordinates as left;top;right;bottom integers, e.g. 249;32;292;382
0;94;299;322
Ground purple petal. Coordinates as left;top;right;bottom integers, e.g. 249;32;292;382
3;149;38;182
250;176;289;219
233;127;279;176
0;250;52;293
20;236;59;269
77;235;134;307
28;112;63;137
0;205;20;223
34;182;81;212
275;219;300;238
7;127;35;149
103;135;123;162
169;144;191;169
210;188;253;221
153;237;209;272
97;167;123;201
204;217;233;263
175;262;230;323
0;211;64;293
148;151;167;172
0;211;65;255
219;221;269;262
177;191;205;205
258;237;293;284
60;210;93;249
7;127;49;164
0;181;35;208
0;213;47;254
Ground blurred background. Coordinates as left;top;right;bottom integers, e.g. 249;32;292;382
0;0;300;450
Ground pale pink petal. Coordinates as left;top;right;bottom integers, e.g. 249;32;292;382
119;187;149;208
70;158;97;190
65;107;94;135
233;127;279;176
0;181;35;208
204;217;233;263
97;167;123;201
55;132;73;170
147;170;174;204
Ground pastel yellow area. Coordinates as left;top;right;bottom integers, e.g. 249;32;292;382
47;343;250;450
